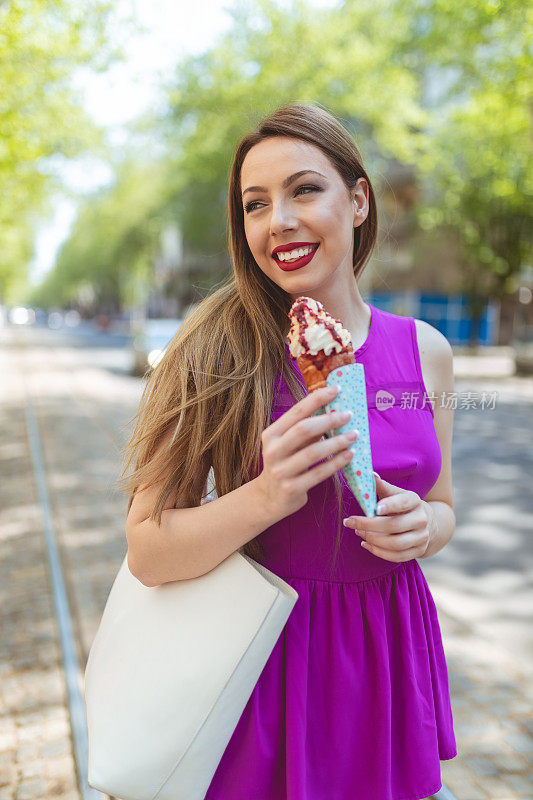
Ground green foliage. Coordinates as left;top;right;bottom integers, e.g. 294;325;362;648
0;0;128;301
401;0;533;299
30;158;169;312
25;0;533;319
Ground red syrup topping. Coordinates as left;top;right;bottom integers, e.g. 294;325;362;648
290;298;346;357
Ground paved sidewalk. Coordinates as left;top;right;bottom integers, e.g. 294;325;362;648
0;326;532;800
0;340;80;799
432;608;532;799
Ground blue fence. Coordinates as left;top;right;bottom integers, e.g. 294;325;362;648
365;292;498;345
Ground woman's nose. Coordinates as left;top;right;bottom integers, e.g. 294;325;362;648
269;201;298;234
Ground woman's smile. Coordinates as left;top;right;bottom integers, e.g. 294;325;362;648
273;243;320;271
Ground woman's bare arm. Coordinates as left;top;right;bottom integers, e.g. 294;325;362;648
126;385;355;584
126;475;281;586
414;318;456;558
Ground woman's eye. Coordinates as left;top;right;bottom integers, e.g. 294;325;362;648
296;184;320;196
244;200;262;213
244;184;321;213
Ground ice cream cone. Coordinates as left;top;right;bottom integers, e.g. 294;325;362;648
313;363;376;517
287;296;376;516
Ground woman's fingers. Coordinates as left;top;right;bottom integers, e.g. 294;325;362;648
284;428;358;477
345;507;424;536
275;408;354;458
259;384;360;514
297;446;355;492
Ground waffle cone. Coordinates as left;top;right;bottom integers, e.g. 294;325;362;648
297;347;355;392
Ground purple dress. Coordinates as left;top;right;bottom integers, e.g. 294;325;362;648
206;303;457;800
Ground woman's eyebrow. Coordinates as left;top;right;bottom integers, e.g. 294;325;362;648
242;169;327;197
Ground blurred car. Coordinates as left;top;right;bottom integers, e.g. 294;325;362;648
47;311;65;329
36;308;48;325
64;310;81;327
93;313;111;332
131;318;182;376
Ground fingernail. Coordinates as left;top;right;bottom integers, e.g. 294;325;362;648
342;518;351;526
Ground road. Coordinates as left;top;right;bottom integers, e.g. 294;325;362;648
0;322;531;800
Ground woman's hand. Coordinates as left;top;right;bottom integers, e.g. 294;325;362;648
255;385;359;518
343;473;435;562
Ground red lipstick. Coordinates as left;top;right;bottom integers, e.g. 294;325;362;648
272;241;319;255
272;243;320;272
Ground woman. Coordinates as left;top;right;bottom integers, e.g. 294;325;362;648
120;103;457;800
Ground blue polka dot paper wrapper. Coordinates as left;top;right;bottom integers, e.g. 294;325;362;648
313;362;376;517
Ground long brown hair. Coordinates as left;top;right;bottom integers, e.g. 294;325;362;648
117;102;378;572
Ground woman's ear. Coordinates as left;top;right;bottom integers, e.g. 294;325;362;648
352;196;360;227
351;179;369;227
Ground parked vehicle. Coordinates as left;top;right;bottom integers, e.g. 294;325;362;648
131;318;182;376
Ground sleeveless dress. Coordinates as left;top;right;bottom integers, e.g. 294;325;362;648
205;303;457;800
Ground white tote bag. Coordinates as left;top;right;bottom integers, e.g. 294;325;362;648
84;548;298;800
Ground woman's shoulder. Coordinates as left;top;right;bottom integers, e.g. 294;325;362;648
413;318;453;365
413;318;454;395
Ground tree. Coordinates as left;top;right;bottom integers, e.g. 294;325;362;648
398;0;533;342
30;158;169;314
0;0;130;302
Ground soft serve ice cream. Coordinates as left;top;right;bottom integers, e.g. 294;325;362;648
287;297;355;391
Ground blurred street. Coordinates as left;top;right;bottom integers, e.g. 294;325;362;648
0;323;532;800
